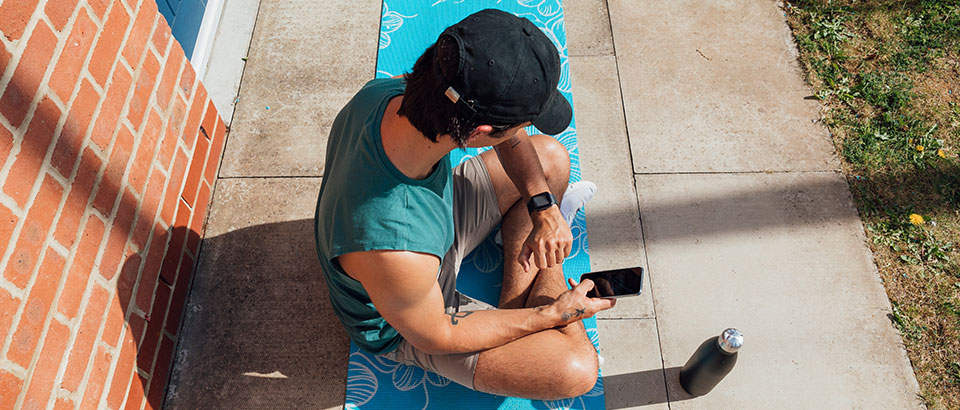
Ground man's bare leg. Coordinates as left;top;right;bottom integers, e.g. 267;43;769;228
469;135;600;399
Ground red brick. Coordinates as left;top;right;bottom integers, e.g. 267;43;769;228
120;0;157;66
173;200;190;234
52;397;74;410
204;120;227;185
136;280;169;372
98;190;138;281
106;315;144;409
61;284;109;391
20;321;70;410
150;12;170;57
0;369;24;408
5;175;65;289
52;150;103;247
132;171;165;250
90;64;133;149
0;204;18;263
116;254;140;313
0;44;11;75
0;288;21;347
51;78;100;178
100;295;124;348
179;87;207;149
88;3;130;87
2;96;60;208
181;136;208;206
145;334;172;408
127;53;160;131
155;47;183;113
177;54;195;100
136;223;167;311
7;249;65;367
164;253;193;335
158;97;185;167
92;125;135;216
86;0;108;18
0;23;57;126
128;111;162;195
0;120;12;167
56;216;106;318
49;9;98;104
186;183;209;254
200;101;218;140
158;201;189;286
44;0;77;32
0;0;41;42
159;149;187;224
79;346;112;408
124;374;147;410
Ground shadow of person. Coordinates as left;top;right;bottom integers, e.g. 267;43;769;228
112;225;205;409
124;219;350;409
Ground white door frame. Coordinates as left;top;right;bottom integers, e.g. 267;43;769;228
190;0;226;79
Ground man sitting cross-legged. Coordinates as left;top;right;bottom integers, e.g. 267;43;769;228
314;9;614;400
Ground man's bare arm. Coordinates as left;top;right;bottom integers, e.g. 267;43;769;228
494;128;551;205
338;250;613;355
494;129;572;270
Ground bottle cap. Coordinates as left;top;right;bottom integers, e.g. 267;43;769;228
718;328;743;354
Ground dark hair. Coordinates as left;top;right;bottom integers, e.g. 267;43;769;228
398;36;516;146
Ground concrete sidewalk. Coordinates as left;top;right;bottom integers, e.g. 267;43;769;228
165;1;923;408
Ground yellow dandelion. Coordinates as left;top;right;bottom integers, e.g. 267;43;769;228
909;213;925;225
916;145;924;152
908;139;914;144
938;149;946;158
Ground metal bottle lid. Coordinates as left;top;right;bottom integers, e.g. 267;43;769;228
717;328;743;354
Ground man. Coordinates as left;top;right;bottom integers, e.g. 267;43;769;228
314;9;614;400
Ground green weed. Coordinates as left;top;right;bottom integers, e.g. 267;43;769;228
890;300;926;341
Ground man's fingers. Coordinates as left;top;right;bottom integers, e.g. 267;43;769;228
537;243;548;269
574;278;595;296
595;297;617;310
518;245;533;271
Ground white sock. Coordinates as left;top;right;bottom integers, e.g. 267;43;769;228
560;180;597;226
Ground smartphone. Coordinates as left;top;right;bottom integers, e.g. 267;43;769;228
579;267;644;298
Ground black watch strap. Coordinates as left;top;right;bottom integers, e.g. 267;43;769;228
527;192;558;214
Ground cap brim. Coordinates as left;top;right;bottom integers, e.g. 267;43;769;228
532;89;572;135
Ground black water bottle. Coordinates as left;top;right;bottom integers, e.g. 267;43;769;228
679;328;742;396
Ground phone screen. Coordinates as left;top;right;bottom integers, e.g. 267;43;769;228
580;267;644;298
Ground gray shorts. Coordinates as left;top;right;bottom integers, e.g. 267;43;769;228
379;154;501;390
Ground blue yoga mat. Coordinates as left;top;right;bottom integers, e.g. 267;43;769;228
345;1;603;409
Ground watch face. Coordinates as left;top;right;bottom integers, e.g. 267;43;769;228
532;195;551;209
530;192;556;211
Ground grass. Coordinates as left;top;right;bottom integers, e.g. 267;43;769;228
786;1;960;408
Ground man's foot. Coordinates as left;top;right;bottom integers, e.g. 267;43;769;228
559;180;597;226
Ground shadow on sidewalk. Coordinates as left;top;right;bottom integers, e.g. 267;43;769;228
602;366;696;408
151;218;349;409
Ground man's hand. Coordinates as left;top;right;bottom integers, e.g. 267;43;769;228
519;205;573;271
546;278;617;326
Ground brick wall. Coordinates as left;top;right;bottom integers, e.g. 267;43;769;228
0;0;226;408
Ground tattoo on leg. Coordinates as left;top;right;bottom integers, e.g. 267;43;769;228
446;311;474;325
508;136;521;148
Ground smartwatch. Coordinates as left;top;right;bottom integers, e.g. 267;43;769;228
527;192;558;214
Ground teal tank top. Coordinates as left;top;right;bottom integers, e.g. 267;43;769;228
314;78;454;354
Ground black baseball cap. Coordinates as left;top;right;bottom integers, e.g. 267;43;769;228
435;9;572;135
